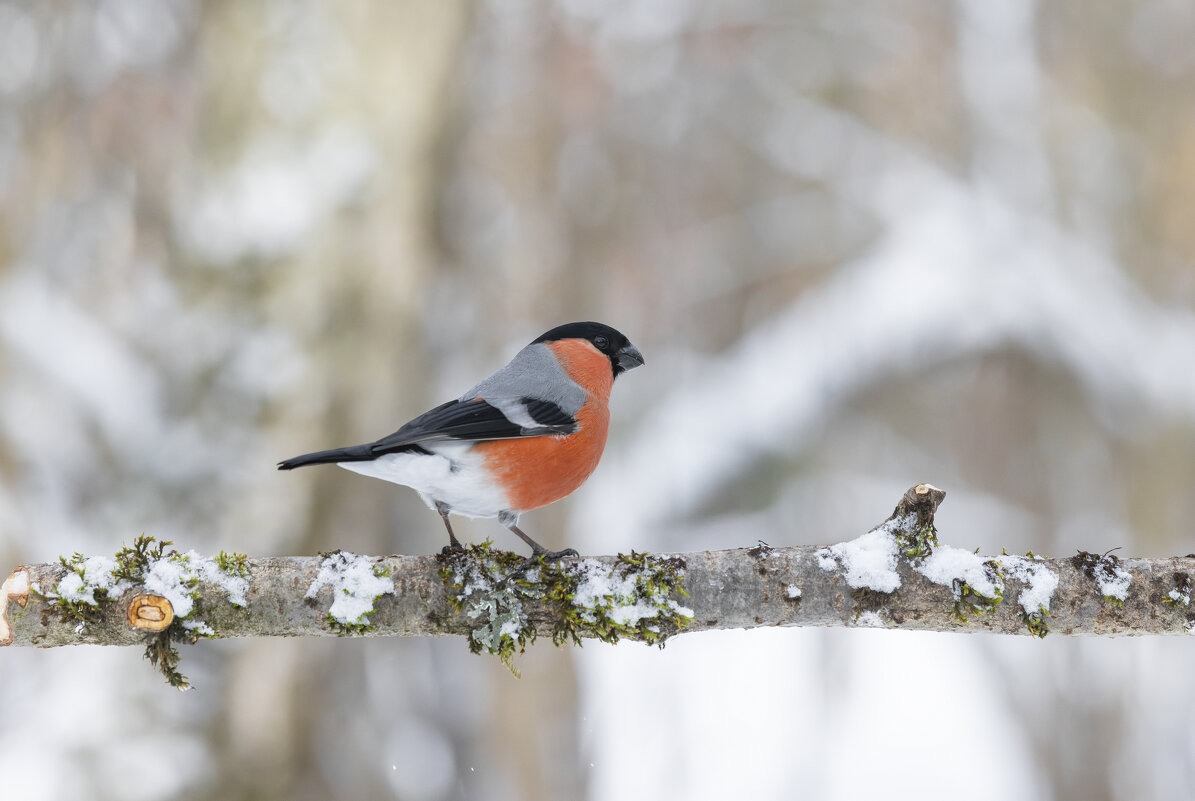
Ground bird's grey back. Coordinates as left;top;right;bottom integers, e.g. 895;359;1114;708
462;342;586;415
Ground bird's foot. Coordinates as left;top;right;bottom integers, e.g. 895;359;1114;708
440;543;466;556
535;547;578;562
496;548;578;588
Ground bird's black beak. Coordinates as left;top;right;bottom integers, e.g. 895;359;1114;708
614;343;645;375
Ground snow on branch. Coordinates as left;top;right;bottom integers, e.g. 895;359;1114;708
3;485;1194;686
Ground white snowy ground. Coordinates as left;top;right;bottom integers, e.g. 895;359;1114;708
577;629;1195;801
577;628;1037;801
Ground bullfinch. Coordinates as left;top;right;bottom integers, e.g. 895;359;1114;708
278;322;644;558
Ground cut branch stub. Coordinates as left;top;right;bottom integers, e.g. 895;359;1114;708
887;483;945;559
891;483;946;530
126;594;174;631
1;568;31;646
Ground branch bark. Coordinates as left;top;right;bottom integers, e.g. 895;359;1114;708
4;485;1194;655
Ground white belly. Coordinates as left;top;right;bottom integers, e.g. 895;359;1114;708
336;442;511;519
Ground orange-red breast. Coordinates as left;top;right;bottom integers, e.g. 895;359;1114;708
278;322;644;558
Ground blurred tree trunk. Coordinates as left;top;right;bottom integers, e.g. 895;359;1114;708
188;4;484;801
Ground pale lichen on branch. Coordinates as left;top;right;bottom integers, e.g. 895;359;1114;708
436;543;692;674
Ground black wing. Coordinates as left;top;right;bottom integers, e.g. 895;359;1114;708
369;397;576;456
522;397;577;429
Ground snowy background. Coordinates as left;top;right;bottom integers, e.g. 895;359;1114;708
3;1;1195;799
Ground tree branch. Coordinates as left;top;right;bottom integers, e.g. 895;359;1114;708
4;485;1194;684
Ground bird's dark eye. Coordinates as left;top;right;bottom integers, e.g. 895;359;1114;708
593;335;609;350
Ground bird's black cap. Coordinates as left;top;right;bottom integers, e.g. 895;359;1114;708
532;321;644;376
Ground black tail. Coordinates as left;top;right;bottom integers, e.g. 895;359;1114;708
277;444;374;470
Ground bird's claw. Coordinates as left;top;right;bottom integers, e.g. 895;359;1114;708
496;547;577;588
537;547;578;562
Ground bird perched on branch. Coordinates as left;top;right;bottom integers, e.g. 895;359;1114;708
279;322;644;559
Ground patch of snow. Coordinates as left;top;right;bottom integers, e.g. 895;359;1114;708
144;552;201;626
1168;588;1190;607
815;524;902;593
999;556;1059;615
571;559;693;626
497;616;522;639
917;546;1003;599
786;584;802;600
198;558;249;607
5;570;29;597
54;573;88;604
53;556;131;606
750;541;775;559
305;552;394;626
878;513;917;536
1094;559;1131;602
856;611;884;627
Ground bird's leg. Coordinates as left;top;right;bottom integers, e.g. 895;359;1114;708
492;512;577;586
495;523;579;587
436;502;464;554
498;511;577;562
508;524;579;562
